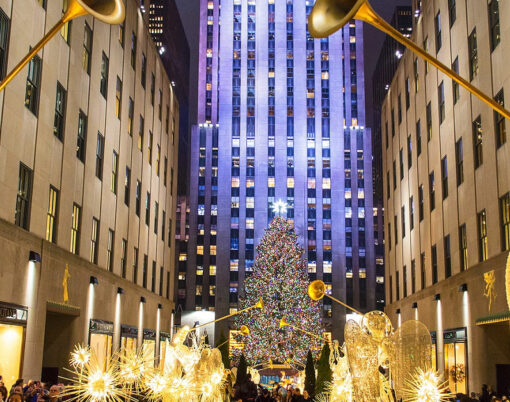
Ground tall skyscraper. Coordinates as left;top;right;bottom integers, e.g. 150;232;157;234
184;0;376;340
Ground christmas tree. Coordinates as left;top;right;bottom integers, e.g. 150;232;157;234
234;216;323;365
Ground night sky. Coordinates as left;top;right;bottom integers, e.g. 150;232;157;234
174;0;412;129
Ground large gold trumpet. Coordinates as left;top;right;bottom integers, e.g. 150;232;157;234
0;0;125;92
308;0;510;121
308;279;362;315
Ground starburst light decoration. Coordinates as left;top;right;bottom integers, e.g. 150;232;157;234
271;199;288;215
402;368;453;402
70;344;91;368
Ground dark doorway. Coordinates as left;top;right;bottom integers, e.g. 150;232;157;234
41;311;76;384
497;364;510;397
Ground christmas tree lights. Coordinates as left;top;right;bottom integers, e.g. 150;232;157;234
234;216;323;365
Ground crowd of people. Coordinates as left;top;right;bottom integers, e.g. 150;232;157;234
0;377;63;402
451;384;510;401
230;374;311;402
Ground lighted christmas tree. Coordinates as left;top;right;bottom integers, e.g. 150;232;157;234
234;216;323;365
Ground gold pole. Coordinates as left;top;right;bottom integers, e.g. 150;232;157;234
325;294;363;316
357;2;510;121
279;318;328;342
188;299;263;332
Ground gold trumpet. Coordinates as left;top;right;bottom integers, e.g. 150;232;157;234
308;279;362;315
308;0;510;121
187;298;264;333
0;0;125;92
216;325;250;349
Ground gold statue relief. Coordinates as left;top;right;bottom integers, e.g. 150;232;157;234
63;264;71;304
483;270;496;312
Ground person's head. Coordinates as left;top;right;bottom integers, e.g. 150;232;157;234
262;389;269;396
247;374;251;380
294;388;301;395
14;379;23;387
303;390;309;398
49;386;59;397
14;386;22;395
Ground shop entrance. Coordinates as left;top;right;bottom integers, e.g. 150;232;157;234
41;311;77;384
0;302;28;390
497;364;510;396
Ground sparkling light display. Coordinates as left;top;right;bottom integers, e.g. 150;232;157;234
70;344;91;368
271;200;288;215
235;216;323;365
402;368;453;402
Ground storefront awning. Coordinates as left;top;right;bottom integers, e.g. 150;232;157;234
475;311;510;326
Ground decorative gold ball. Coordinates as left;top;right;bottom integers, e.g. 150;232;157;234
362;310;393;343
308;280;326;300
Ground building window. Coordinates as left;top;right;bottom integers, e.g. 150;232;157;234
393;160;397;190
488;0;501;51
150;73;155;105
413;58;419;93
411;260;416;294
459;224;468;271
142;255;148;289
135;181;141;217
70;203;81;254
420;252;426;289
130;32;136;69
432;245;438;284
148;131;153;164
124;167;130;206
145;192;150;225
478;209;488;262
154;201;159;234
138;116;144;151
90;217;99;264
405;78;410;110
399;149;404;180
164;157;168;186
141;53;146;88
25;55;41;115
166;271;170;299
128;97;134;136
429;171;435;211
468;28;478;80
444;235;451;278
77;111;87;162
159;266;164;296
435;12;442;51
133;247;139;284
46;186;59;243
394;215;398;245
15;164;32;230
53;82;66;141
158;90;162;120
419;185;424;221
426;102;432;141
118;23;124;48
416;120;422;156
111;151;118;194
500;193;510;251
121;238;127;278
115;77;122;118
407;135;412;169
448;0;456;26
37;0;47;9
452;57;459;104
410;196;415;231
100;52;108;98
455;139;464;186
396;271;400;301
398;94;402;124
107;229;114;272
441;156;448;199
168;218;172;248
401;206;406;239
95;133;104;180
473;116;483;168
162;210;166;242
61;0;71;43
156;145;160;176
494;90;506;147
0;10;10;81
403;266;407;297
438;81;445;123
82;22;92;74
151;261;156;292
